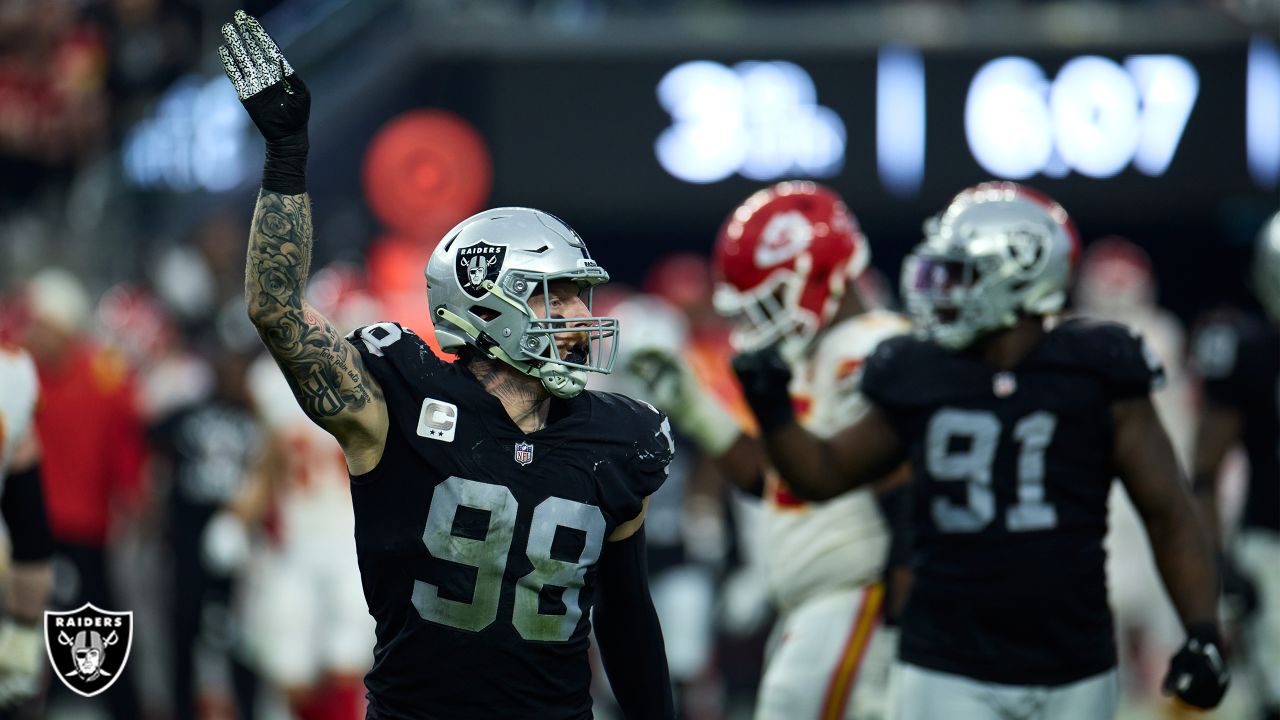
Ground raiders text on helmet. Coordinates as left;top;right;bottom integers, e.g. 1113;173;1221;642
712;181;870;362
902;181;1079;350
425;208;618;398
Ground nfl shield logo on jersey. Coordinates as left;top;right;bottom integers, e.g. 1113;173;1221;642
45;603;133;698
514;441;534;466
993;371;1018;398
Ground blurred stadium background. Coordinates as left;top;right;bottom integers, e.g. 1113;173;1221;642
0;0;1277;718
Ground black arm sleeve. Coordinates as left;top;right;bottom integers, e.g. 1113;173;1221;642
1;463;54;562
594;527;675;720
875;481;914;626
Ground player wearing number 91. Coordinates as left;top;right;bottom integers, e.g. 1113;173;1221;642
732;182;1229;720
219;11;675;719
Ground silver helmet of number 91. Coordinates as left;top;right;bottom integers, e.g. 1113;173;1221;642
425;207;618;399
903;182;1079;350
1253;210;1280;323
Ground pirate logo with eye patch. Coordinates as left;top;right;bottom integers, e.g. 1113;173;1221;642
45;603;133;698
457;241;508;299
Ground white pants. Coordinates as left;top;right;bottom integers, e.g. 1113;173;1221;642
756;585;894;720
1237;530;1280;706
650;565;715;681
888;663;1118;720
242;544;375;687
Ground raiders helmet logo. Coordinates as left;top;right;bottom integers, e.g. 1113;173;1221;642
1006;225;1049;273
456;241;508;299
45;603;133;698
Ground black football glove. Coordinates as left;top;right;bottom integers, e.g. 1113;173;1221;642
730;345;795;435
218;10;310;194
1162;622;1230;709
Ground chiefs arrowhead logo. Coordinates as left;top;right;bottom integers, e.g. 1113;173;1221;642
45;603;133;698
754;211;813;268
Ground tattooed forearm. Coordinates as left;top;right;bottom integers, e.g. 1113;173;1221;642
245;190;383;422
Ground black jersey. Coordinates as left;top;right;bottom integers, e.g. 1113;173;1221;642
862;318;1164;686
345;323;673;720
1193;313;1280;533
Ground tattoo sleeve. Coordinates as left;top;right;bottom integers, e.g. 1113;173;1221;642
244;190;383;429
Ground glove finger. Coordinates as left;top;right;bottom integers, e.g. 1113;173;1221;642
217;45;247;93
280;58;307;96
240;25;276;84
235;10;295;77
221;22;264;98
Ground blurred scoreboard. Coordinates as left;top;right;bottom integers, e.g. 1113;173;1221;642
124;30;1279;302
451;39;1277;233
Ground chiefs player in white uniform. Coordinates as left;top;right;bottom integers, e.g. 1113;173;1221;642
0;348;54;710
628;182;907;720
206;271;377;720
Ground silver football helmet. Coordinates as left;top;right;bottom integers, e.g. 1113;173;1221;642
902;182;1078;350
425;208;618;398
1253;210;1280;323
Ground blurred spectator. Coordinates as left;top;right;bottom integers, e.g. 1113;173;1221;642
23;267;143;719
221;352;372;720
599;295;724;719
101;0;201;133
1189;210;1280;720
0;0;109;208
96;283;214;421
1072;237;1191;715
149;345;261;720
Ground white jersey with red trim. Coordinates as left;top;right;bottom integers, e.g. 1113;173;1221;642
0;348;39;484
765;310;909;610
246;354;355;551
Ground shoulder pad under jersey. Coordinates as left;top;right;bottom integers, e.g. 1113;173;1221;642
585;391;674;515
859;333;943;410
1045;318;1166;400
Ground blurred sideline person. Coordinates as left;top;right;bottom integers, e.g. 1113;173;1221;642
202;285;380;720
219;12;674;719
1073;238;1190;707
628;182;908;720
149;345;261;720
1191;210;1280;720
0;347;55;716
602;296;725;719
23;268;144;720
732;182;1229;720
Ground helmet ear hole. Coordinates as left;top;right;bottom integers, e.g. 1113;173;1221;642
470;306;500;321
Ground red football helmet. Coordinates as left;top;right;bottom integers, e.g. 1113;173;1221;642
712;181;869;358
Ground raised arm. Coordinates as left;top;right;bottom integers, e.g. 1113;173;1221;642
1111;396;1228;710
731;346;905;501
220;11;386;471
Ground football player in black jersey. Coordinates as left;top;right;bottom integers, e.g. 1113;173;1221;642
218;12;674;719
1191;210;1280;720
733;182;1229;719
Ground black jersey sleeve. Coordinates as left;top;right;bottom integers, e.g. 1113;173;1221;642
593;393;675;523
860;334;924;433
1192;316;1254;407
1077;321;1166;401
